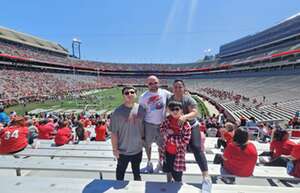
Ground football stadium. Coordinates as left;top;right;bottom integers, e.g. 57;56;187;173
0;1;300;193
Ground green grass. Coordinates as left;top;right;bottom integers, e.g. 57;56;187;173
6;87;206;117
192;95;210;118
6;87;147;115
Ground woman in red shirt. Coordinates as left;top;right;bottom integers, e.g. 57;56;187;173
263;128;295;167
0;116;29;154
94;120;107;141
54;120;72;146
214;128;257;184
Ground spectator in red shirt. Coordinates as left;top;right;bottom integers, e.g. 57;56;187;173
0;116;29;154
54;120;72;146
160;101;191;182
37;119;55;139
214;128;257;184
94;119;107;141
262;128;295;167
287;144;300;178
216;122;236;149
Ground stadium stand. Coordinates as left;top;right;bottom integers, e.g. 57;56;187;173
1;12;300;193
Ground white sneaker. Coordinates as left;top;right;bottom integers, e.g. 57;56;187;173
202;178;212;193
153;162;162;173
140;161;153;173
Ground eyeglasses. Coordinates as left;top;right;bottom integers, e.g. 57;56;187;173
148;82;158;86
170;107;181;112
124;91;136;95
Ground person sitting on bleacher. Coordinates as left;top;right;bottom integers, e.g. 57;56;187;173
160;101;191;182
257;123;272;143
261;128;295;167
0;116;29;154
37;119;55;139
75;121;90;142
0;105;10;127
216;122;236;149
54;120;72;146
94;119;107;141
286;143;300;178
214;128;258;184
245;116;259;139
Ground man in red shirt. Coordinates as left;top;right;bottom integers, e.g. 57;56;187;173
0;116;28;154
54;120;72;146
37;119;55;139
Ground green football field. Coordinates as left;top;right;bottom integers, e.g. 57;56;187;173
6;87;209;117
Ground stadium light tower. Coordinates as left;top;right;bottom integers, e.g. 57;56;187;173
72;38;82;59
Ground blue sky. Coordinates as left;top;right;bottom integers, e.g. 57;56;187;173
1;0;300;63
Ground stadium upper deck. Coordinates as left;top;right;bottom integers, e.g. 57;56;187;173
219;12;300;62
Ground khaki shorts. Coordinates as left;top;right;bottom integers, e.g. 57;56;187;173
144;122;163;148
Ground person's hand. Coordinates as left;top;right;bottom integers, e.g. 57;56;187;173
113;149;120;159
178;115;187;126
167;129;174;135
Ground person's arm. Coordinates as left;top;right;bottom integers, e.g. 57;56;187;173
111;132;119;159
173;123;192;148
179;106;198;124
108;111;119;159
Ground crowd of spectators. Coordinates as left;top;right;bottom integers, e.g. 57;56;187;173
0;39;216;72
0;69;151;107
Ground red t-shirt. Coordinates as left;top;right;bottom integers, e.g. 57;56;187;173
38;123;55;139
224;131;234;143
270;140;295;158
95;125;106;141
290;144;300;178
54;127;72;146
168;117;180;134
0;126;28;154
223;142;257;177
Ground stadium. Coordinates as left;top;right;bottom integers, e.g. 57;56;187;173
0;2;300;193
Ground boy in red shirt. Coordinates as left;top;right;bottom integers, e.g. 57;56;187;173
54;120;72;146
160;101;191;182
0;116;29;154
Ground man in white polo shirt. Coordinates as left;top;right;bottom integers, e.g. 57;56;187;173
139;75;171;173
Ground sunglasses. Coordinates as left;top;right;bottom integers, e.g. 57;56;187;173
148;82;158;86
124;91;136;95
170;107;181;112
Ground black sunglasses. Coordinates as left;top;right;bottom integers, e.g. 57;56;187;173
148;82;158;85
124;91;136;95
170;107;181;112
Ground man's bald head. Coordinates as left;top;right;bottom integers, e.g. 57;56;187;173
147;75;160;92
